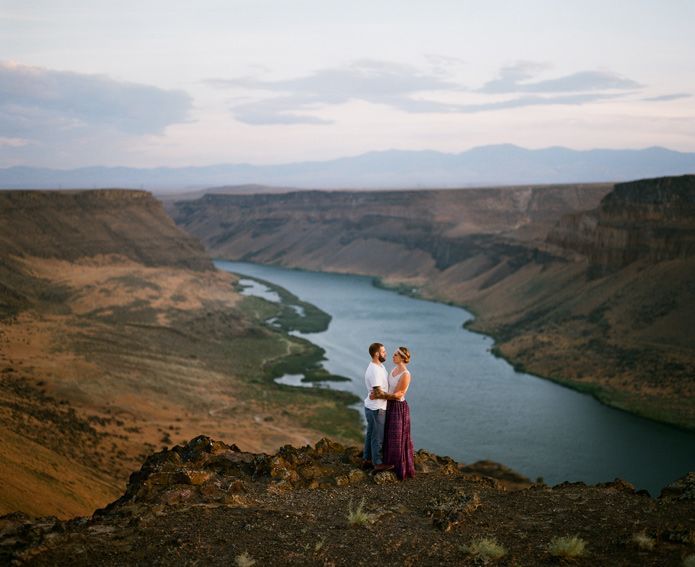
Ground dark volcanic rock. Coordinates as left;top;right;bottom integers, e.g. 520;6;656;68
1;436;693;566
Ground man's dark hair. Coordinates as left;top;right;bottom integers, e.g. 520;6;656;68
368;342;384;357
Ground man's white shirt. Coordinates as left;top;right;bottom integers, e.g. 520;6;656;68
364;361;388;411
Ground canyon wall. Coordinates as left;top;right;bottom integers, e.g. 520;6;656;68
548;175;695;273
172;184;612;284
171;178;695;429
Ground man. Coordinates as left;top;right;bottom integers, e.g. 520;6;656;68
362;342;394;472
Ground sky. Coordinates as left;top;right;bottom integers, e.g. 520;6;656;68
1;0;694;168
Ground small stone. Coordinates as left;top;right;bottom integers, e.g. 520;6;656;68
348;469;367;484
373;471;398;485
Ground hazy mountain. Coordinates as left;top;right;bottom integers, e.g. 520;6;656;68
1;145;694;191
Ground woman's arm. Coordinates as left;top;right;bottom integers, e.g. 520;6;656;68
373;372;410;400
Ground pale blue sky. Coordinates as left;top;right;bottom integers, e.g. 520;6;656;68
1;0;694;167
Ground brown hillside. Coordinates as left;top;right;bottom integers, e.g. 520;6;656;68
0;190;361;519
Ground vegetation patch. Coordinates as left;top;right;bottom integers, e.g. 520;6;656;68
234;273;331;333
347;497;373;526
548;535;587;559
463;537;507;563
631;532;655;551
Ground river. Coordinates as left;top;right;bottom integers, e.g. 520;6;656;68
216;260;695;495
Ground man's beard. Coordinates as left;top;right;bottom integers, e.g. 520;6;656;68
378;355;386;363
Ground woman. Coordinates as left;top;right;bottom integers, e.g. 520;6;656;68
370;346;415;480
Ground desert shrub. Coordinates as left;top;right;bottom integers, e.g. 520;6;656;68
547;535;587;559
235;551;256;567
347;497;373;526
631;531;655;550
464;537;506;562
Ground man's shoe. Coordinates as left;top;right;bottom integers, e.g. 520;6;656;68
361;460;373;470
373;463;394;472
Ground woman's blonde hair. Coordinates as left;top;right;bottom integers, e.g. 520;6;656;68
395;346;411;364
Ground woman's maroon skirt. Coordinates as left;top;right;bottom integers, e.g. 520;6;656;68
383;399;415;480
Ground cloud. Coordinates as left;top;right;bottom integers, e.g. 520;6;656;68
0;61;192;138
643;93;691;102
479;62;641;94
207;59;460;124
208;59;641;125
455;92;623;113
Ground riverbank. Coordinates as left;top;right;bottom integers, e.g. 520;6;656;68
215;261;695;494
374;274;695;433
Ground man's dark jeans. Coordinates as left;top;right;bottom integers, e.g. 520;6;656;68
363;407;386;465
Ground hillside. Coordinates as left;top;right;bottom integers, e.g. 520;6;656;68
2;436;693;565
171;177;695;429
0;190;361;519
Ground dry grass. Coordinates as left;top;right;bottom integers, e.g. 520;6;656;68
631;531;655;551
464;537;507;562
235;551;256;567
547;535;587;559
347;497;373;526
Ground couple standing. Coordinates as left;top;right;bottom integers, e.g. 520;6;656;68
362;342;416;480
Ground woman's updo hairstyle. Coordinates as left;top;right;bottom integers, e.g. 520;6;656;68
396;346;411;364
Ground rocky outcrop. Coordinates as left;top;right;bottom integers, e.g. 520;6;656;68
98;435;518;513
547;175;695;274
2;436;693;566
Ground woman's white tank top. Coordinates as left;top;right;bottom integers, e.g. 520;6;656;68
388;368;408;400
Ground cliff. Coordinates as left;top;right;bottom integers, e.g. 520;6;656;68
2;436;693;565
172;183;611;282
0;189;212;271
171;178;695;429
548;175;695;274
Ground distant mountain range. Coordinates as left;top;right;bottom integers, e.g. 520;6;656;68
1;144;694;191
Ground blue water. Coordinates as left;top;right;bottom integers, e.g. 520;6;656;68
217;260;695;495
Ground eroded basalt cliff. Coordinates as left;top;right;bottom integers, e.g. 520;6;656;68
548;175;695;274
172;183;611;284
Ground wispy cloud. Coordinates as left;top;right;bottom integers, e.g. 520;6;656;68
456;92;623;113
208;59;642;125
479;62;641;94
643;93;691;102
0;61;192;139
207;59;459;124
